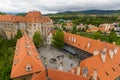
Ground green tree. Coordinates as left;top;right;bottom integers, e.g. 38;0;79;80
92;32;101;40
33;31;42;47
15;29;22;39
71;25;77;34
52;29;64;49
109;31;117;43
0;36;16;80
62;26;66;31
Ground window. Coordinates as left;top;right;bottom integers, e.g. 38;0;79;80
119;64;120;66
23;78;26;80
26;65;32;71
112;67;115;72
34;24;36;26
105;72;109;76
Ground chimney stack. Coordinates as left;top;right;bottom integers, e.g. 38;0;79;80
76;66;80;75
82;67;88;77
87;41;91;48
93;69;97;80
109;49;114;60
73;37;76;43
100;50;106;63
93;49;99;56
114;47;119;55
103;47;107;52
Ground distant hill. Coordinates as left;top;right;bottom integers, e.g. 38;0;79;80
0;12;6;15
80;10;120;15
47;10;120;17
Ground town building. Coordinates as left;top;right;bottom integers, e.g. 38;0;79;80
11;33;46;80
47;31;120;80
77;24;86;31
114;25;120;37
64;32;120;80
0;11;53;39
11;33;88;80
87;27;101;32
65;21;73;30
87;24;96;29
99;23;115;33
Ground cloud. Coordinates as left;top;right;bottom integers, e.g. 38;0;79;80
0;0;120;14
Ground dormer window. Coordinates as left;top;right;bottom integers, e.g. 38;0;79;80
26;65;32;71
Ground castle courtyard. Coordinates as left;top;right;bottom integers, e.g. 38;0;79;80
38;46;80;71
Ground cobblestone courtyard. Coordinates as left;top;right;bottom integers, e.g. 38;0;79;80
38;46;80;71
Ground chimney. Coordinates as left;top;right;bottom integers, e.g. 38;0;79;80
73;37;76;43
103;47;107;52
76;66;80;75
109;49;114;59
100;50;106;63
87;41;90;48
82;67;88;77
93;49;99;56
114;47;119;55
93;69;97;80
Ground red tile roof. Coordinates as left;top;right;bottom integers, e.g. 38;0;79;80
0;11;51;23
80;49;120;80
32;71;46;80
48;69;88;80
0;15;25;22
31;69;88;80
42;16;51;23
11;34;45;78
64;32;118;55
25;11;42;18
64;32;120;80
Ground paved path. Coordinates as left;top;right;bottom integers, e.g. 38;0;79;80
38;46;79;71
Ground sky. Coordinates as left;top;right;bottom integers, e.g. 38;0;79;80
0;0;120;14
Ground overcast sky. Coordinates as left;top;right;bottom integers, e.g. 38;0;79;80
0;0;120;14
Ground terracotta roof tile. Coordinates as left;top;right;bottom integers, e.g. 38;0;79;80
11;34;45;78
0;11;51;23
48;69;88;80
64;32;118;55
32;69;88;80
42;16;51;23
64;32;120;80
